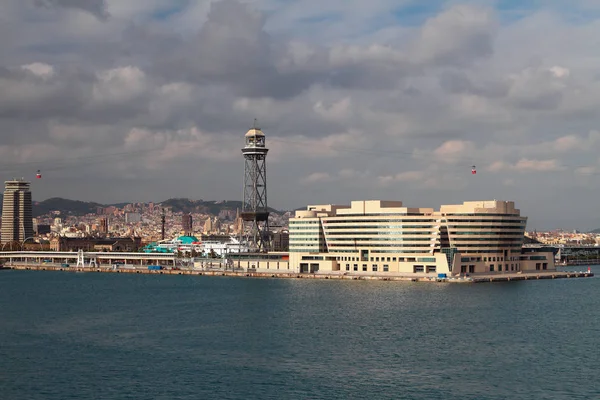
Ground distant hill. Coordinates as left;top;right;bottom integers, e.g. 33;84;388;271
160;198;279;214
590;228;600;234
24;197;281;217
33;197;103;217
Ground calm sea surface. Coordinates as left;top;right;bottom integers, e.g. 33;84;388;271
1;267;599;400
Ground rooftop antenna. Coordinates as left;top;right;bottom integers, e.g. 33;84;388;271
253;118;259;129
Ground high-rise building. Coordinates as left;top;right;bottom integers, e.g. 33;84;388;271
203;217;213;234
98;217;108;234
1;179;34;244
182;213;193;235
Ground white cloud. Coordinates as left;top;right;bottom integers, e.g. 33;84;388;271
21;62;55;78
301;172;333;184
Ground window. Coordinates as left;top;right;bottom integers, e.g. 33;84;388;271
461;265;467;273
542;263;547;270
353;264;358;271
469;265;475;273
386;257;391;262
383;264;389;272
535;263;541;271
372;265;378;272
376;257;380;262
426;265;436;273
414;265;424;273
362;264;367;271
346;264;350;271
392;257;397;262
490;265;494;272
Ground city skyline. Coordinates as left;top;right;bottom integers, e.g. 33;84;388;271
2;1;600;230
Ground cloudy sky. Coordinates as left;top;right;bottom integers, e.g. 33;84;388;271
2;0;600;229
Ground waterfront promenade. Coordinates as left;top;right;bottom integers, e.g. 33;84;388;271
3;263;594;283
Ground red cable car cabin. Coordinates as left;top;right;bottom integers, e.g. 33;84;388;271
471;166;476;175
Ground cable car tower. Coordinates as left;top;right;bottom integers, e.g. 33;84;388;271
241;119;270;252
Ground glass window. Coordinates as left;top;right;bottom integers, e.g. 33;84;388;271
362;264;367;271
383;264;389;272
372;265;378;272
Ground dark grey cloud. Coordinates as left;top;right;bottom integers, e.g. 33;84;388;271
0;66;93;121
153;0;310;99
439;70;508;98
33;0;109;21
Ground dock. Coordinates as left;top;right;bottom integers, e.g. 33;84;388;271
1;264;594;283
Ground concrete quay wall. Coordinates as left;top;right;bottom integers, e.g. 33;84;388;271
3;263;595;283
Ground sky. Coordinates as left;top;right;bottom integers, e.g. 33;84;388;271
2;0;600;230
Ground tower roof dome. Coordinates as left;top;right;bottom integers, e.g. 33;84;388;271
245;128;265;137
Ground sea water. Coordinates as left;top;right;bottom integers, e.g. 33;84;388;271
0;268;598;399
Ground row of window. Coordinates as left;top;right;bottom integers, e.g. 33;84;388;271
449;231;524;235
328;243;433;248
325;231;434;235
324;225;436;229
326;238;433;242
346;264;390;272
445;219;525;223
443;213;521;217
447;225;525;229
449;238;523;242
325;218;437;223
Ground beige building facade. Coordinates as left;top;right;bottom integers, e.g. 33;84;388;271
289;200;555;275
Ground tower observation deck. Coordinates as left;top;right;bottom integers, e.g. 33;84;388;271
241;120;270;252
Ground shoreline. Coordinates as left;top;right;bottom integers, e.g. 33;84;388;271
2;264;594;283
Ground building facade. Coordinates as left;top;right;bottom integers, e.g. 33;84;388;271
182;213;193;235
1;180;34;244
50;236;142;252
289;200;554;275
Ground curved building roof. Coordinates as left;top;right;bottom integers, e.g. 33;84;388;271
245;128;265;137
177;235;199;244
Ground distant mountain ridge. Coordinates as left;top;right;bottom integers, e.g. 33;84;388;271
26;197;281;217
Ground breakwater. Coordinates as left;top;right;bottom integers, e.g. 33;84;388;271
3;263;594;283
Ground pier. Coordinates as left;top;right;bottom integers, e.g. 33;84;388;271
2;263;594;283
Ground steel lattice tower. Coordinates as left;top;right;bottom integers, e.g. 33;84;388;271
241;120;270;252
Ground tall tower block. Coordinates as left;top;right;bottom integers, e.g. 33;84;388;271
1;179;34;244
241;120;270;252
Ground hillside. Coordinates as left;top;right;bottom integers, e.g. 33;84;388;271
25;197;281;217
160;198;279;214
33;197;103;217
